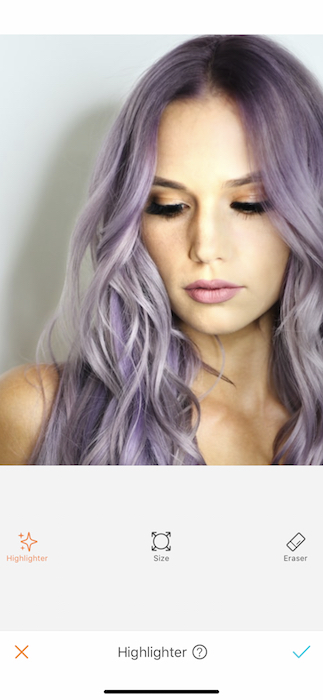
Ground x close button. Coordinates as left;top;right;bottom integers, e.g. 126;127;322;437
15;645;29;659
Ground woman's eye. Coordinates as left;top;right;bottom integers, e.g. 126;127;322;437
145;201;187;219
230;201;270;216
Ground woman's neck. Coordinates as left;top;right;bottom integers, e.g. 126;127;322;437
183;311;280;414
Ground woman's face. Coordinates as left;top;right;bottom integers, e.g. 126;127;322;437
141;95;290;340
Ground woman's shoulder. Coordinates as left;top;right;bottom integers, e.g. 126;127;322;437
0;364;59;465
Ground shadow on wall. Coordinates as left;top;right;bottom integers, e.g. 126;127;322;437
3;102;118;373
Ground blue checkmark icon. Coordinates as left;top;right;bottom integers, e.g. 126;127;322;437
293;646;310;658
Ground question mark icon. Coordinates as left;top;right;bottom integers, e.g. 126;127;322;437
192;644;207;659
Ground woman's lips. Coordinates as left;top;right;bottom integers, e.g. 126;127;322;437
184;279;243;304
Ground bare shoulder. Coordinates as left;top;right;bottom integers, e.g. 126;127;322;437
0;364;60;465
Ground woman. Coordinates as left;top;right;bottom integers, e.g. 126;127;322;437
1;34;323;465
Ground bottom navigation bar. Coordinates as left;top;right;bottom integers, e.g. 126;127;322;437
0;630;320;700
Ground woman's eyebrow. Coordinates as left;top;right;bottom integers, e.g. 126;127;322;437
224;172;262;188
152;176;188;191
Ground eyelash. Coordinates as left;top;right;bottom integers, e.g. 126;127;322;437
145;200;269;219
145;201;187;218
230;201;268;216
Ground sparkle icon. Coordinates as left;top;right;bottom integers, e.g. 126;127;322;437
19;532;38;552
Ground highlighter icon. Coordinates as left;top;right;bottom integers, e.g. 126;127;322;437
286;533;305;551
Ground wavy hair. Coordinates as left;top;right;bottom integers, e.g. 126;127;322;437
30;35;323;464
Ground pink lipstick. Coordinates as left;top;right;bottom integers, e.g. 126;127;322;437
184;279;243;304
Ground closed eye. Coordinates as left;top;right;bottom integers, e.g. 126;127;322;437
145;199;270;219
230;201;270;216
145;201;187;219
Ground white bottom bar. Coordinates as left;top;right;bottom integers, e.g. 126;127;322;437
0;631;320;700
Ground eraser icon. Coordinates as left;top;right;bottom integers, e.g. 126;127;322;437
286;533;305;551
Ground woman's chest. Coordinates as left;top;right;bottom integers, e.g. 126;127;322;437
196;404;279;465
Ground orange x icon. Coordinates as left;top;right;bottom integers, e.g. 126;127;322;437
15;645;29;659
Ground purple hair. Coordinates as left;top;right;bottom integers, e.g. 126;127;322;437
31;35;323;464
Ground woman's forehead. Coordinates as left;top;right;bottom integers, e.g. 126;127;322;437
155;96;255;191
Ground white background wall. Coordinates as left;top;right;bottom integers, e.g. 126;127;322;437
1;35;322;374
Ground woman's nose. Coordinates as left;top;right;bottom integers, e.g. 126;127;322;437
188;208;231;264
